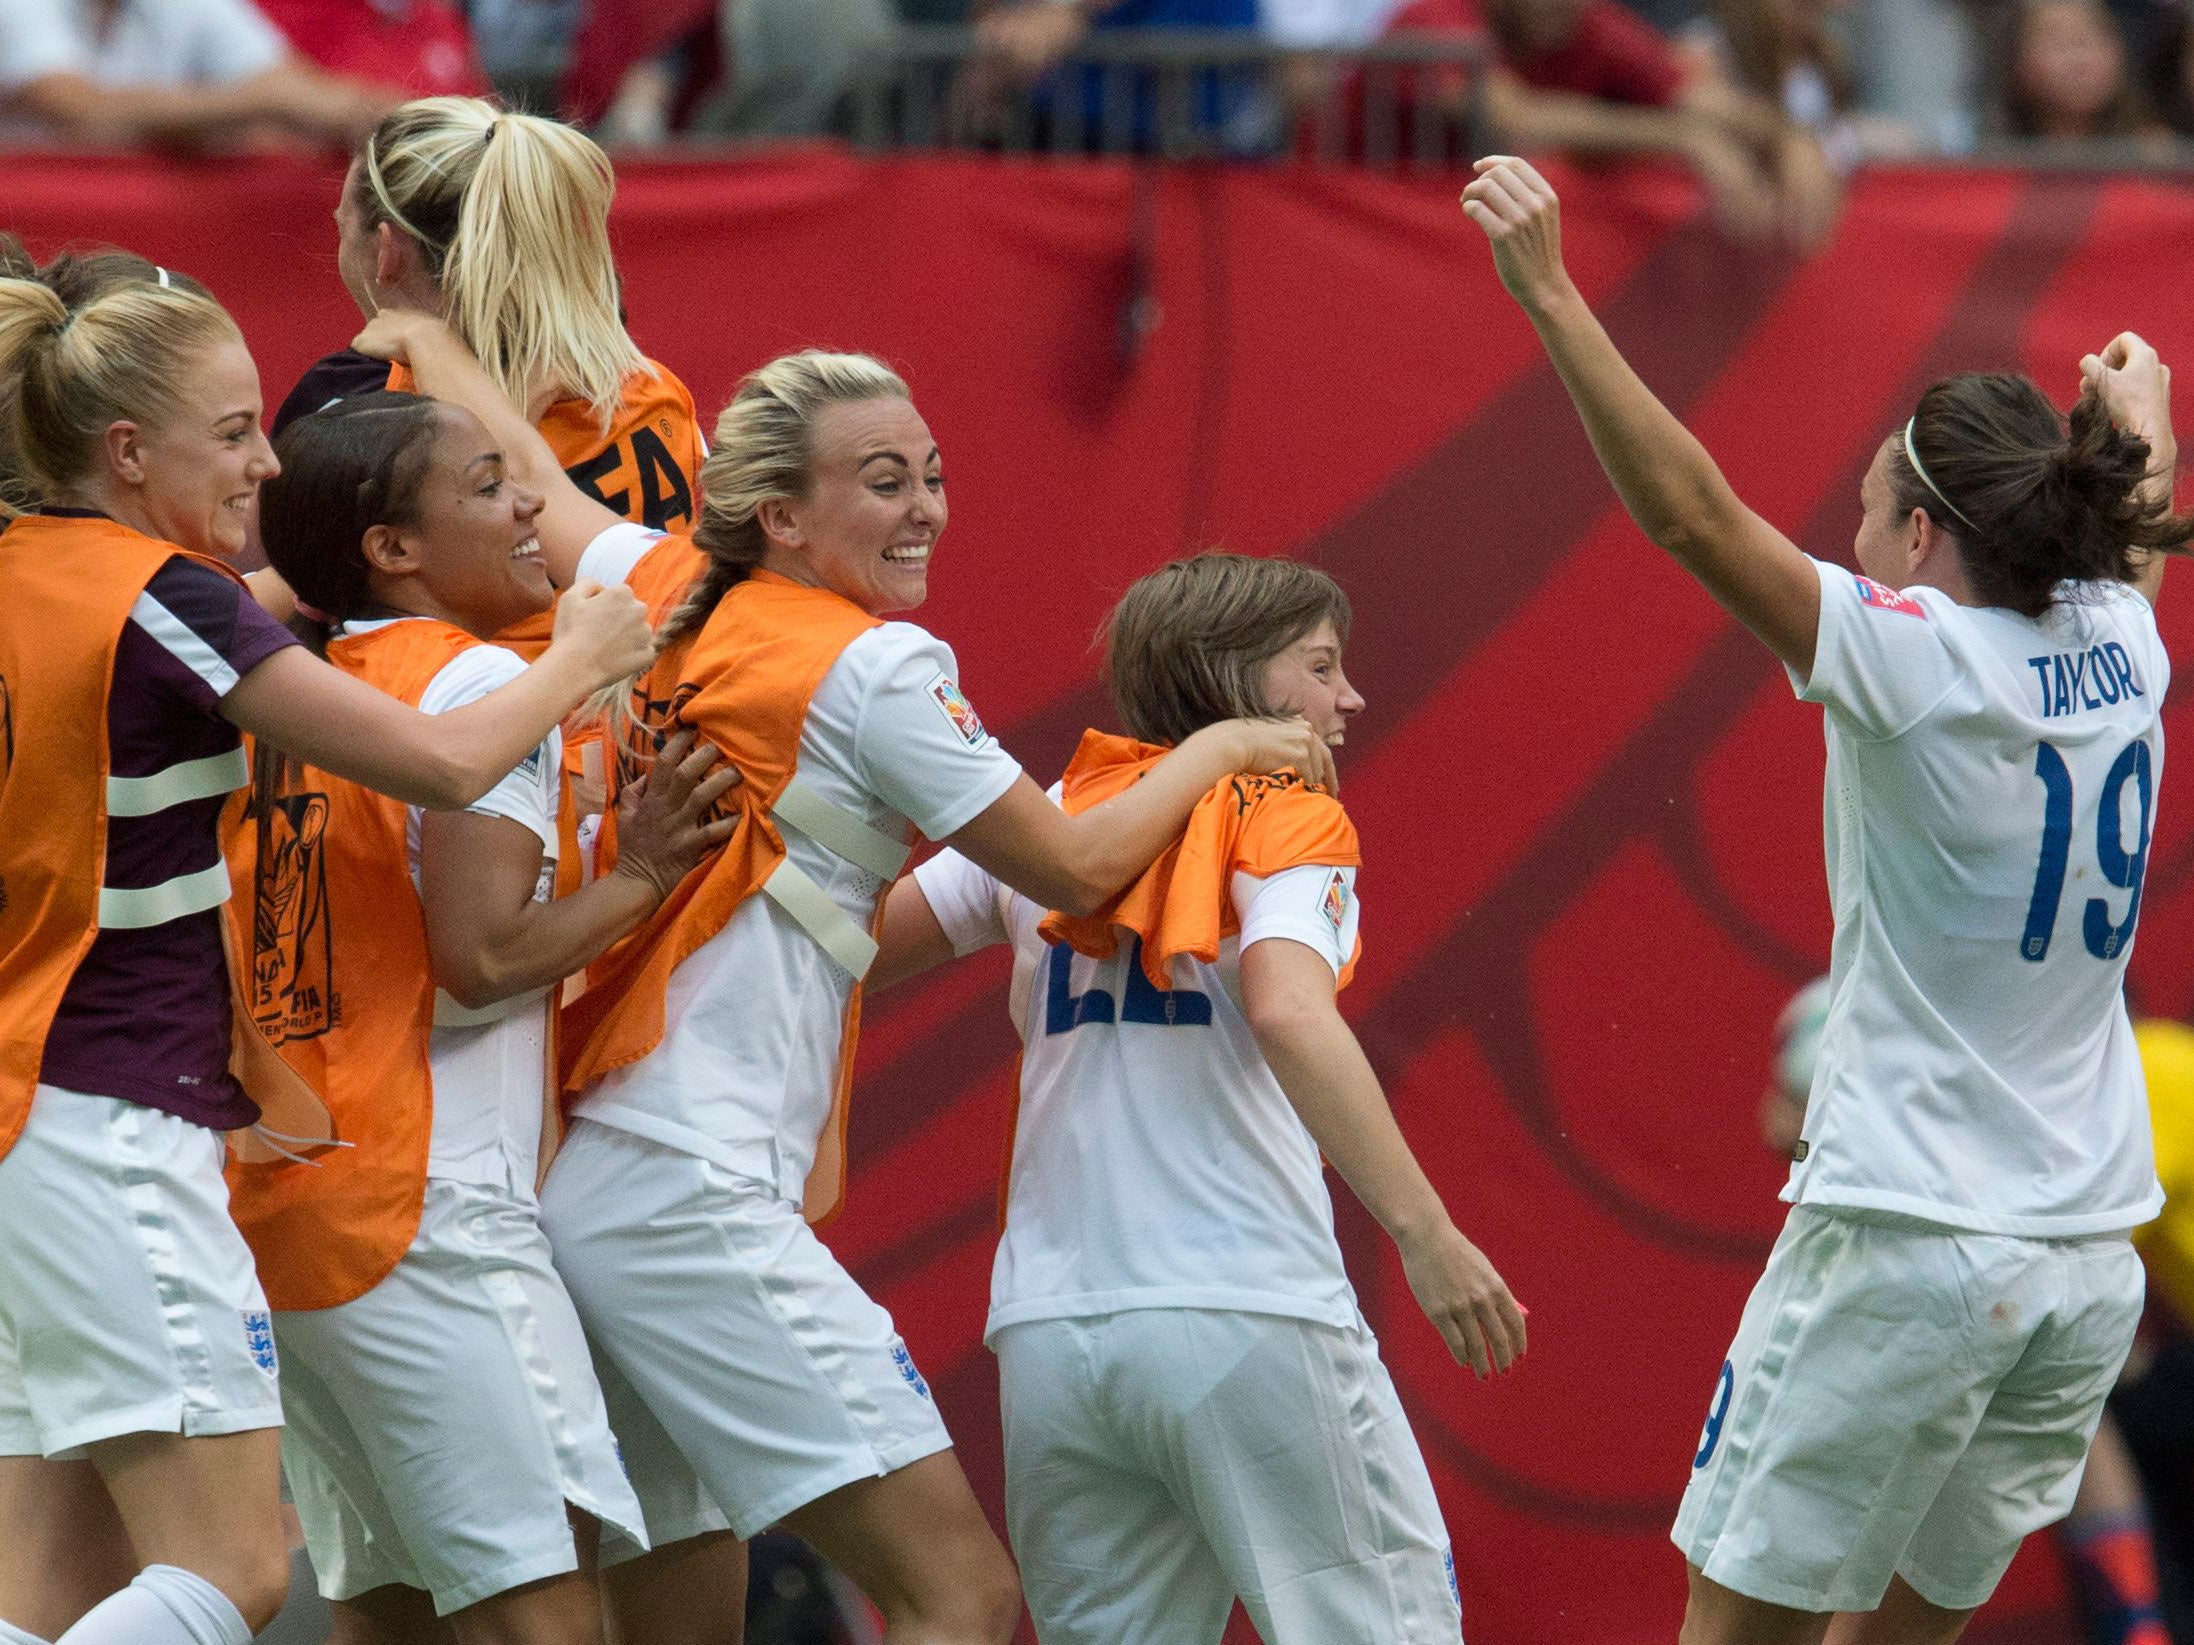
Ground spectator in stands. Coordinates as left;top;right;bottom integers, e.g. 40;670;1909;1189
253;0;488;101
1382;0;1836;247
689;0;897;138
2159;7;2194;131
0;0;397;148
2000;0;2166;137
566;0;893;144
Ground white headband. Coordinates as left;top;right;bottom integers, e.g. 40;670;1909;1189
1902;417;1975;532
154;266;170;289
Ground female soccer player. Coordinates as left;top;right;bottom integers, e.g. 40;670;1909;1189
0;278;651;1645
358;309;1337;1645
275;95;707;549
1462;154;2187;1645
233;390;741;1645
871;551;1526;1644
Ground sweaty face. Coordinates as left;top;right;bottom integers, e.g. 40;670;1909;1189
1255;620;1364;753
772;398;945;617
334;161;378;323
382;404;551;639
130;336;278;562
1852;439;1920;590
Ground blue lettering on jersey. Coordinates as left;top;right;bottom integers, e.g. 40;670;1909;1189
2029;642;2144;719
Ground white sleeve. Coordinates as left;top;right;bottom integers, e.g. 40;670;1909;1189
1789;558;1964;741
575;522;667;591
1232;864;1359;978
912;848;1012;956
183;0;287;82
0;0;88;92
416;647;561;856
851;626;1024;842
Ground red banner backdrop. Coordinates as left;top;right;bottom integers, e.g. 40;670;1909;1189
9;150;2194;1643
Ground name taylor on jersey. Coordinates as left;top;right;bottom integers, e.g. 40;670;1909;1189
2027;641;2146;720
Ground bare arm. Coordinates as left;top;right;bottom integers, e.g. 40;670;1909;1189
353;311;620;589
944;719;1336;917
1461;155;1820;673
1479;78;1780;246
1241;937;1526;1378
869;877;964;994
2081;331;2179;608
10;61;385;148
221;581;654;810
420;732;739;1008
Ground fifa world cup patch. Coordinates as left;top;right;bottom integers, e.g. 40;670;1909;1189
891;1341;933;1401
243;1310;279;1377
1855;577;1926;619
1321;868;1350;933
925;672;988;748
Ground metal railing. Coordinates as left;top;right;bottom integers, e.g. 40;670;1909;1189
844;25;2194;172
848;27;1489;164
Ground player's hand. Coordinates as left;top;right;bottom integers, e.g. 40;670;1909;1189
2081;332;2175;457
1217;714;1339;795
611;729;742;902
1460;156;1575;313
549;578;656;692
976;0;1090;81
351;307;449;366
1398;1221;1527;1378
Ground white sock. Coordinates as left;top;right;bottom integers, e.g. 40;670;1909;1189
0;1618;54;1645
55;1566;251;1645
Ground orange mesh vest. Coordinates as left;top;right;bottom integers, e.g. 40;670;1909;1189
383;359;706;663
561;566;883;1222
223;618;503;1311
1039;731;1364;991
0;516;253;1160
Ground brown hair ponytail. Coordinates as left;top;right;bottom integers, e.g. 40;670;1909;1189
1891;373;2193;617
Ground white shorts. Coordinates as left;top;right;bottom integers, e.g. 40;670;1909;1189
274;1178;649;1615
0;1084;283;1458
541;1119;953;1541
996;1309;1464;1645
1673;1207;2145;1613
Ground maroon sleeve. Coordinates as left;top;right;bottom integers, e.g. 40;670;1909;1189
1568;2;1688;105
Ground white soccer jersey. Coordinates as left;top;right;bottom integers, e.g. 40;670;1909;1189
570;531;1024;1203
337;622;563;1194
1785;559;2166;1236
915;830;1363;1339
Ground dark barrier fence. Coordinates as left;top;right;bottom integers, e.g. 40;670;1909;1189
7;150;2192;1642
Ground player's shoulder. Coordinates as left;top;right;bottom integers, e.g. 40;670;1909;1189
272;349;394;438
419;636;528;709
1233;772;1358;860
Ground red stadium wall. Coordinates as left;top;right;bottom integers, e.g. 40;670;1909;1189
9;151;2194;1643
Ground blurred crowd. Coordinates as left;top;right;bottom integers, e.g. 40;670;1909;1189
1;2;2188;191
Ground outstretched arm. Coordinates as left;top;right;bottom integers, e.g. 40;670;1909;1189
1241;937;1526;1378
353;310;623;588
946;719;1337;917
1460;155;1821;674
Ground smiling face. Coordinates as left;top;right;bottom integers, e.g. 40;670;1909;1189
1256;619;1364;753
763;397;944;616
125;336;278;561
366;403;550;639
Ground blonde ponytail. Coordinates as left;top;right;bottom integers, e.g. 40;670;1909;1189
358;96;647;433
0;278;237;519
591;350;912;739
